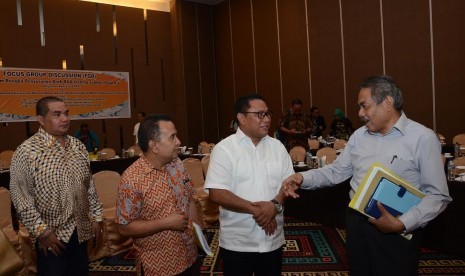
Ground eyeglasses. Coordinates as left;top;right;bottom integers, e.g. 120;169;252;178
242;111;273;119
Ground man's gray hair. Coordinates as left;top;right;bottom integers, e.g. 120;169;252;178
357;75;403;111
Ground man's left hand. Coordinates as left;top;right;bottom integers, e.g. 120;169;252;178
368;202;406;233
252;201;276;227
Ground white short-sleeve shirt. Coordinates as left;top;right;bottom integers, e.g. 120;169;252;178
204;127;294;252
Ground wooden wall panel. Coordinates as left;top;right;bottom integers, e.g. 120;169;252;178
180;2;203;145
213;1;236;139
433;0;465;143
307;0;345;126
230;0;255;97
253;0;282;131
341;0;384;128
278;0;310;107
383;0;433;128
197;5;219;143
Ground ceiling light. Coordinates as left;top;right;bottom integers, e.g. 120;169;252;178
79;0;170;12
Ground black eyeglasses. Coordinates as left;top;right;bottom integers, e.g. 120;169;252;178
242;111;273;119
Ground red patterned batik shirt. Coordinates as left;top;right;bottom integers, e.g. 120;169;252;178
116;156;197;276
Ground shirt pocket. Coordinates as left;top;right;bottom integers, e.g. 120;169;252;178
389;153;416;178
266;162;283;191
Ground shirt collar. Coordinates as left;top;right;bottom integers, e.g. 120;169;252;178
37;127;69;148
235;126;269;145
365;111;407;136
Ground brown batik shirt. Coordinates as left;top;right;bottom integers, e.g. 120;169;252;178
9;127;103;245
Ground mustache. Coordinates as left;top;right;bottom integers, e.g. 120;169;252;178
360;118;369;124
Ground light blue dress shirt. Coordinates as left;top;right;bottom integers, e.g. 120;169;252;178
300;112;452;232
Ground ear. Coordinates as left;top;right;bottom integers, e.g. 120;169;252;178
237;113;246;125
148;139;158;153
38;115;45;127
384;96;394;111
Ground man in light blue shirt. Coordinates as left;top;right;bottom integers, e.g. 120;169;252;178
283;75;452;276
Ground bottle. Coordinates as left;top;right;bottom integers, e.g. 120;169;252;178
454;142;460;158
306;150;312;167
447;160;455;181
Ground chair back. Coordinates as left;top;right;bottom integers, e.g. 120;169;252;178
453;157;465;166
453;134;465;145
127;145;142;157
316;147;338;164
92;171;120;218
0;150;14;169
308;139;320;150
201;155;210;176
199;141;210;154
0;187;12;232
100;148;116;160
289;146;306;162
182;158;205;191
333;139;347;150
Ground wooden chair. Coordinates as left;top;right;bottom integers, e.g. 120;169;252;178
127;145;142;157
0;188;27;274
316;147;338;164
0;150;14;169
89;171;132;261
308;139;320;150
182;158;205;193
453;157;465;166
289;146;306;162
333;139;347;150
201;155;210;176
198;141;210;154
99;148;116;160
453;134;465;145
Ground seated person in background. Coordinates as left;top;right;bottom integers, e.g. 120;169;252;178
74;123;100;152
330;108;354;140
279;99;312;150
309;106;326;138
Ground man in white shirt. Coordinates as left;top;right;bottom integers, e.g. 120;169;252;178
205;94;293;276
133;111;145;145
283;75;452;276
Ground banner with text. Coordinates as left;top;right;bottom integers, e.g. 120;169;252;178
0;67;131;122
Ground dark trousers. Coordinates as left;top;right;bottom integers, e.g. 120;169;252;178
220;246;282;276
345;208;423;276
35;229;88;276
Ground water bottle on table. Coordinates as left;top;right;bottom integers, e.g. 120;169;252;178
447;160;455;181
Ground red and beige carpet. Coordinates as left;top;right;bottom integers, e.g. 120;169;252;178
89;219;465;276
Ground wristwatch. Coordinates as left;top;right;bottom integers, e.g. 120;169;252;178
271;199;284;214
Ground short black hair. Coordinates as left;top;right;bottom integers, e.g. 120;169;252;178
233;94;265;116
138;114;172;152
36;96;64;116
138;111;146;117
310;106;319;113
357;75;403;111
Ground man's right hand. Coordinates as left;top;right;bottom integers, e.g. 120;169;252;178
282;173;304;198
165;211;189;232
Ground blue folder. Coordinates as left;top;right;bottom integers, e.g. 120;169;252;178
364;177;422;219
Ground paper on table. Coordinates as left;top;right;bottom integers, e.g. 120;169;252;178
192;222;213;257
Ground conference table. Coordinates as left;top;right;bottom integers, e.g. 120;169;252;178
286;165;465;257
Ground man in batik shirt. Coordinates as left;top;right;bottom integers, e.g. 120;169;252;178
10;96;103;275
279;99;312;150
116;114;203;276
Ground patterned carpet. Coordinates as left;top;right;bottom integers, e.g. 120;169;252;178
89;219;465;276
